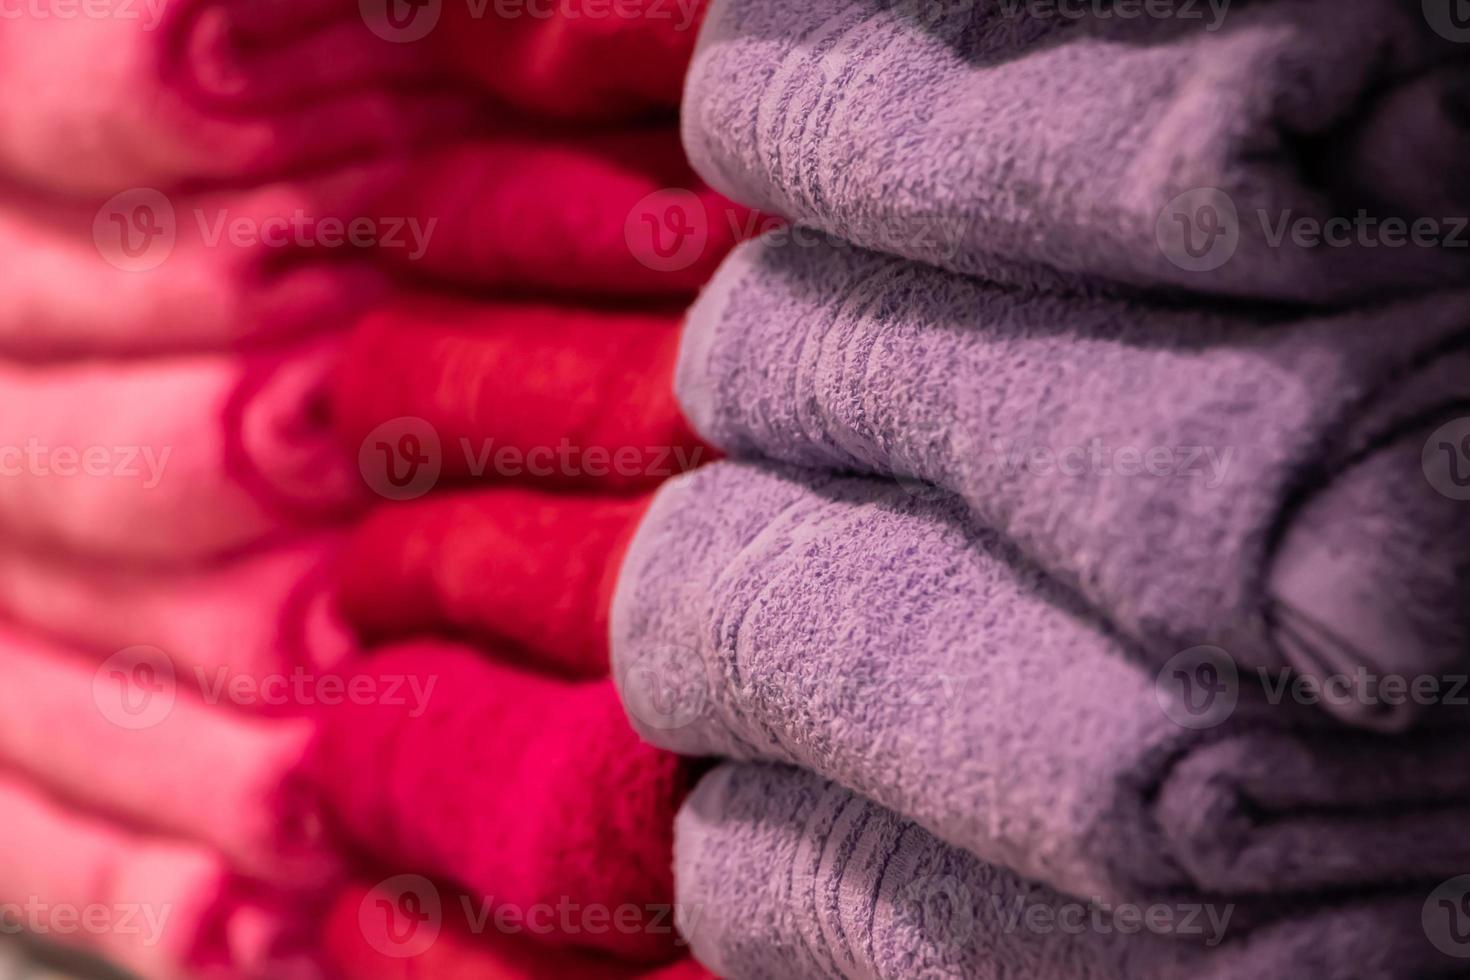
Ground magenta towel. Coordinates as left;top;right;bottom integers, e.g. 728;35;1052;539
0;624;339;888
0;340;361;563
0;771;321;980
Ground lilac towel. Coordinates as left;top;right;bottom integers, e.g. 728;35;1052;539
678;235;1470;730
677;764;1464;980
684;0;1470;303
612;461;1470;915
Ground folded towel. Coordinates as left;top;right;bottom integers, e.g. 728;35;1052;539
0;537;352;705
338;490;648;678
368;134;751;297
0;340;361;564
0;173;390;360
612;461;1470;914
0;625;338;888
0;0;473;194
326;881;716;980
0;772;321;980
439;0;708;122
316;642;691;962
683;0;1470;302
676;763;1463;980
679;236;1470;729
335;297;712;494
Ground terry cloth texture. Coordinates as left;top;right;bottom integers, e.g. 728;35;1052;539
682;0;1470;302
675;763;1467;980
612;460;1470;913
337;489;648;678
678;236;1470;728
315;642;694;962
335;296;713;494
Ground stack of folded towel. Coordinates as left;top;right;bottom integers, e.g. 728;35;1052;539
0;3;488;977
307;4;738;977
612;1;1470;978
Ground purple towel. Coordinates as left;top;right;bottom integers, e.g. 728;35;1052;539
683;0;1470;303
612;460;1470;915
677;235;1470;730
677;763;1464;980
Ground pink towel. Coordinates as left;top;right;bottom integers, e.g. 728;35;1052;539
0;624;339;888
0;174;390;360
0;1;472;195
0;340;361;563
0;771;320;980
0;537;352;705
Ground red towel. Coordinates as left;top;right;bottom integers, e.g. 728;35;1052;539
367;132;752;297
438;0;709;122
327;881;716;980
337;489;648;678
315;643;692;962
334;297;713;494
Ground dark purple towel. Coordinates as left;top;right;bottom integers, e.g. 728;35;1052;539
677;235;1470;730
683;0;1470;302
613;460;1470;919
677;763;1467;980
